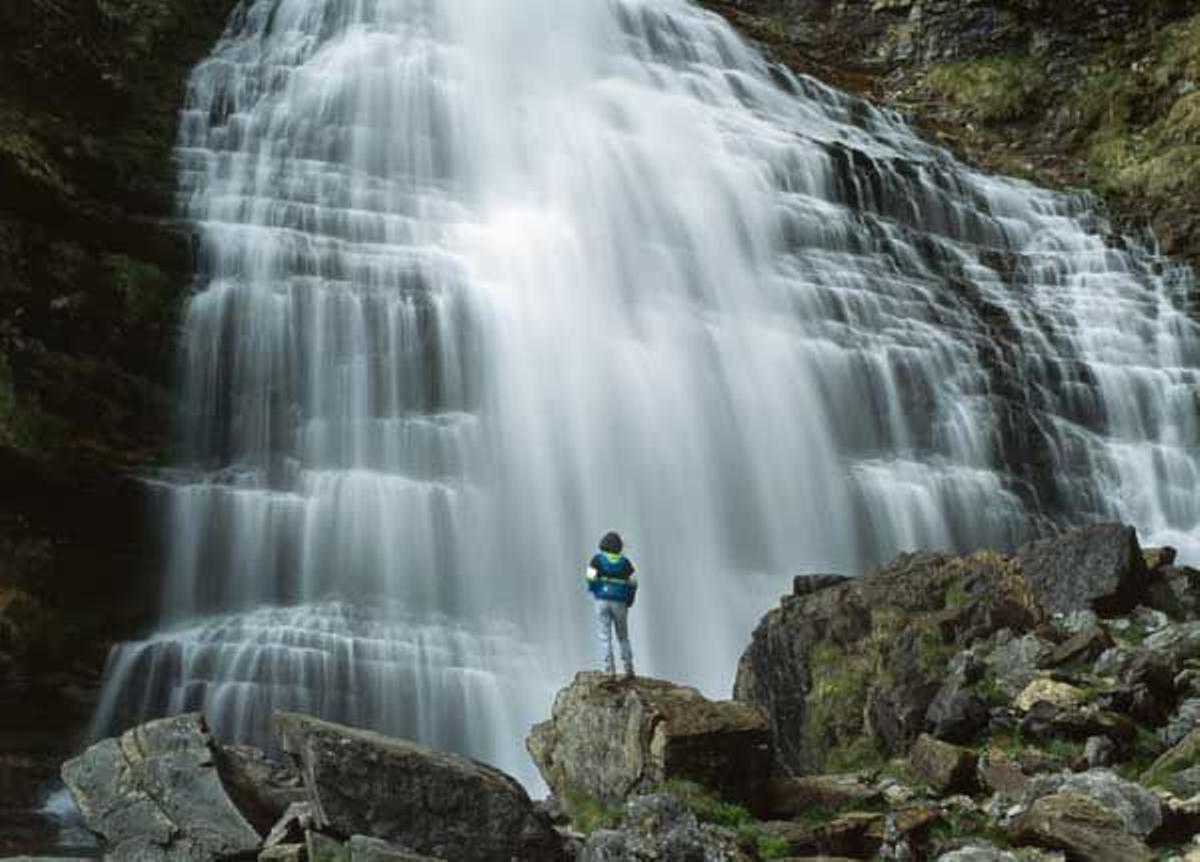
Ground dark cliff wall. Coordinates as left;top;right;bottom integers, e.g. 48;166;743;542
706;0;1200;279
0;0;235;824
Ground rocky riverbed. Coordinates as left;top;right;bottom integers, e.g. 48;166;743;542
14;520;1200;861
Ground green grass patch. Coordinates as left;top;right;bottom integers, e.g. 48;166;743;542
563;785;623;834
803;641;872;767
664;780;791;859
922;54;1046;123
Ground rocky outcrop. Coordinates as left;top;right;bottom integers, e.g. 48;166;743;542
577;794;754;862
527;672;771;813
1015;523;1148;615
275;712;564;862
61;712;262;860
1008;793;1154;861
734;543;1043;774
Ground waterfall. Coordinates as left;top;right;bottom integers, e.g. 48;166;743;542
93;0;1200;787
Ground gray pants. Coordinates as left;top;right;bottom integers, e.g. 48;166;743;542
595;599;633;674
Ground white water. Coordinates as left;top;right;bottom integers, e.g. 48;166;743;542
93;0;1200;787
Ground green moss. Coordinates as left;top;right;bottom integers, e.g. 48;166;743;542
922;54;1046;123
915;622;955;675
944;577;969;610
803;641;872;765
664;779;791;859
563;785;623;834
1141;731;1200;789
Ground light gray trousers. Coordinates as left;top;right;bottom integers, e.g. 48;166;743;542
595;599;633;673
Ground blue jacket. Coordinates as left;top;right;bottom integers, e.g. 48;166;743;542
587;552;637;604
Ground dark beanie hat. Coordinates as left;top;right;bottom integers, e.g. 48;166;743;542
599;531;623;554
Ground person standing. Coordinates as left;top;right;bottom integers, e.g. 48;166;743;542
586;531;637;678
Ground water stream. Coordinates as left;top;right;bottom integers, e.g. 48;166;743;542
93;0;1200;787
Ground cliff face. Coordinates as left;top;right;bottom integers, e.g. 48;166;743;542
705;0;1200;278
0;0;235;830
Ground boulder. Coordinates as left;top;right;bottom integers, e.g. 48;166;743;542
1143;547;1178;570
763;774;881;819
984;631;1051;698
264;802;315;850
1008;793;1152;862
61;713;262;860
216;744;306;834
273;712;562;862
1143;726;1200;790
259;845;304;861
936;846;1022;861
1019;769;1162;837
1084;735;1116;768
977;748;1027;798
1015;523;1147;616
1014;678;1084;712
908;734;976;795
1019;701;1136;745
1043;625;1112;668
347;835;446;861
925;651;989;744
577;794;753;862
527;673;770;813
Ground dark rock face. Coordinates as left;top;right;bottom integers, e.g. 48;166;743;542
1015;523;1148;615
527;672;771;813
60;712;261;860
274;712;563;862
734;547;1042;774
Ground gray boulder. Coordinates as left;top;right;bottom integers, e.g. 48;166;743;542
274;712;562;862
1008;793;1152;862
926;651;989;744
528;673;770;813
61;713;261;861
577;794;752;862
1160;697;1200;747
1015;523;1147;615
1018;769;1162;837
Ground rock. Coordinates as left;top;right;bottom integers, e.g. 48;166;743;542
1043;626;1112;668
274;712;562;862
577;794;752;862
1015;523;1147;616
736;549;1041;774
1161;698;1200;747
1143;727;1200;790
1019;701;1136;745
61;712;261;860
347;835;446;861
764;774;881;819
757;812;884;859
1019;770;1162;837
1014;679;1085;712
1142;621;1200;663
528;672;770;813
1008;793;1152;862
985;631;1052;698
307;830;345;860
1143;547;1178;570
793;574;853;597
908;734;976;794
216;744;306;834
977;748;1027;798
1084;735;1115;768
259;845;305;861
265;802;315;850
926;651;990;743
1131;606;1170;633
1162;763;1200;798
936;846;1023;861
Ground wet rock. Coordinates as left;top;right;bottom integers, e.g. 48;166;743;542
528;672;770;813
764;773;881;819
274;712;562;862
61;712;261;860
1008;793;1152;862
577;794;752;862
1014;679;1084;712
1015;523;1147;616
909;734;976;794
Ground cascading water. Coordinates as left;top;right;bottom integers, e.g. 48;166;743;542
93;0;1200;787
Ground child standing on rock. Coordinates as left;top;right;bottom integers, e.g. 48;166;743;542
586;531;637;678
